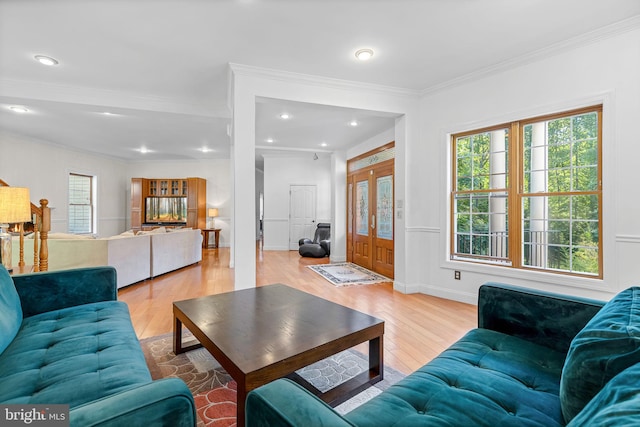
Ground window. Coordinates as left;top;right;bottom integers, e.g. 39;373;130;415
451;106;602;277
68;173;95;234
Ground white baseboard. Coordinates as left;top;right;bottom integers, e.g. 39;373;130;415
393;281;476;304
420;284;477;305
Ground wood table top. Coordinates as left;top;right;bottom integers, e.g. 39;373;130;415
173;283;384;375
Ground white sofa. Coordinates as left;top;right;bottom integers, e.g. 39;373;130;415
12;228;202;288
149;229;203;277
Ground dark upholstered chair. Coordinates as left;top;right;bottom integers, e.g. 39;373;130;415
298;223;331;258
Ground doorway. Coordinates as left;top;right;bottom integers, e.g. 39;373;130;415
347;142;395;278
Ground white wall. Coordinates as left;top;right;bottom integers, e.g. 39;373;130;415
0;132;230;242
0;131;129;237
126;159;231;246
262;153;332;250
229;64;419;289
412;27;640;303
347;128;395;159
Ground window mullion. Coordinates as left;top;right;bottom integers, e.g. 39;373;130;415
510;121;521;268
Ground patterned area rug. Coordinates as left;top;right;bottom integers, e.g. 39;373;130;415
308;262;392;286
140;333;404;426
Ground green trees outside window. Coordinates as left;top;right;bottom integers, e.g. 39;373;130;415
451;106;602;277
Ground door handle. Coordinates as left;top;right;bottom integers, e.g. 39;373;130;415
371;214;375;229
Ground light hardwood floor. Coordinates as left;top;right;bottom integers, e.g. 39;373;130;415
118;245;478;375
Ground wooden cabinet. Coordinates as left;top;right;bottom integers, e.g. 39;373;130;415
146;179;188;196
130;177;206;232
187;177;206;230
131;178;143;230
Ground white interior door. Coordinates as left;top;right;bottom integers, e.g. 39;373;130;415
289;185;316;250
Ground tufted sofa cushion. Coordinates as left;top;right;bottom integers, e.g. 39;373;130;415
345;328;566;427
0;300;151;407
559;286;640;423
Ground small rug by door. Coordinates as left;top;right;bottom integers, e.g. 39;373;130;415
308;262;391;286
140;333;404;426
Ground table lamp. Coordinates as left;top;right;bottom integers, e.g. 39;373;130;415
208;208;218;229
0;187;31;272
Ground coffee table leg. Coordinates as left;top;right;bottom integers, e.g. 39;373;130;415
237;382;247;427
173;315;184;354
370;335;383;381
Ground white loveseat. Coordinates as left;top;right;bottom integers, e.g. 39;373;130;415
12;228;202;288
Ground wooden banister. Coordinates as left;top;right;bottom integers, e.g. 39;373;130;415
0;180;49;272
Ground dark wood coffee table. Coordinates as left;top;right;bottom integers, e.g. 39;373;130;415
173;283;384;427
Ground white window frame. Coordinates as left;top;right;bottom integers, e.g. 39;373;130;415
68;172;96;235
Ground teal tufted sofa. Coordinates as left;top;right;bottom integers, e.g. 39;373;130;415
0;265;196;427
246;283;640;426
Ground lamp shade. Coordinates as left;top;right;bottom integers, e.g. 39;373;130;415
208;208;218;218
0;187;31;223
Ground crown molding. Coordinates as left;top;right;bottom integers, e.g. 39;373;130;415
421;15;640;96
257;145;333;154
0;77;232;118
228;63;421;99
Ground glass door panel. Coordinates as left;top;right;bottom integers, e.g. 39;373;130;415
376;175;393;240
356;180;369;236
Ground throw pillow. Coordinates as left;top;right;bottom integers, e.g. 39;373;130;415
0;266;22;354
566;363;640;426
560;287;640;423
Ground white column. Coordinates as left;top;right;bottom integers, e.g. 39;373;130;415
489;130;507;257
230;77;256;289
330;151;347;263
529;122;548;267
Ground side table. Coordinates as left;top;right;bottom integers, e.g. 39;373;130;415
202;228;221;249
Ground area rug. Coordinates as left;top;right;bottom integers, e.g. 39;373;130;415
308;262;392;286
140;333;405;426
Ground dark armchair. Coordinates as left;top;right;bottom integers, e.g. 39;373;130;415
298;223;330;258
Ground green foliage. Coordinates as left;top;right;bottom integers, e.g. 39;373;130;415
454;112;599;275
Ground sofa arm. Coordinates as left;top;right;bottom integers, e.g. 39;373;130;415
12;267;118;318
246;379;355;427
299;238;312;246
70;378;196;427
320;239;331;255
478;282;605;354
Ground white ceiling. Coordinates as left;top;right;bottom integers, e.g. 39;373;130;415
1;0;639;164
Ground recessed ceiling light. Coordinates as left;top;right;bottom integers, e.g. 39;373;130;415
320;142;328;147
266;138;274;143
9;106;29;113
34;55;59;66
355;49;374;61
279;113;290;120
349;120;359;127
199;147;213;153
138;147;150;154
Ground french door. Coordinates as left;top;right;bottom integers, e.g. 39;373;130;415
347;143;394;278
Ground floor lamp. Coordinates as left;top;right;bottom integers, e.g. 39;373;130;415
0;187;31;272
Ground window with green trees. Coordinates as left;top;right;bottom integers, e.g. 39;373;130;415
451;106;602;277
